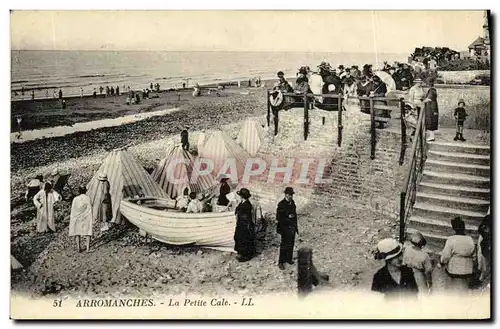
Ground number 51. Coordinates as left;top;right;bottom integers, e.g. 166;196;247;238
53;300;62;307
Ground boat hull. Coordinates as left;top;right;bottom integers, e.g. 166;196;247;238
120;198;237;252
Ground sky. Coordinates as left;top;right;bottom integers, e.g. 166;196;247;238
10;10;486;53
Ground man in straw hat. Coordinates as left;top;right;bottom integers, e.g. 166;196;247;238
276;187;298;270
371;238;418;299
234;188;256;262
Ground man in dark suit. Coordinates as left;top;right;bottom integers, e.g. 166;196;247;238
276;187;298;270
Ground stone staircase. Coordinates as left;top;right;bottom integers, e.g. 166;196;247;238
406;141;490;252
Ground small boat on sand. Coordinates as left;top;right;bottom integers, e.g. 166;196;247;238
120;197;237;252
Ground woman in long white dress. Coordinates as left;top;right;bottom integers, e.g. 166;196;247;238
33;182;61;233
69;186;94;252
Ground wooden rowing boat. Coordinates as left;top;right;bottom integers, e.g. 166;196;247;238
120;197;237;252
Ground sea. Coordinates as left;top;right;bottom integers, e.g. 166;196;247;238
11;50;407;100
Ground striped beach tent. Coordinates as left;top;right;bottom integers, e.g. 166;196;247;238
11;255;23;270
86;148;168;225
152;145;217;199
200;130;250;181
237;118;265;156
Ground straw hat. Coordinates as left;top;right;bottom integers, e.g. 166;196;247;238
375;238;402;260
98;173;108;181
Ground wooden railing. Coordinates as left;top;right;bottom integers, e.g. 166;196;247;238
266;91;405;159
399;105;428;243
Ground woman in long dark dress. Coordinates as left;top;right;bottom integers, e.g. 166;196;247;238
371;238;418;300
233;188;256;262
217;178;231;206
423;77;439;141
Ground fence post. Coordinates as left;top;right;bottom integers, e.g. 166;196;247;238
337;95;343;147
399;192;406;243
304;94;309;140
298;247;313;298
399;98;406;166
369;96;376;160
266;90;271;127
419;107;426;167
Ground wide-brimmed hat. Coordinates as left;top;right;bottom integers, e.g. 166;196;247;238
458;99;465;106
284;187;295;195
236;188;251;199
277;71;285;76
98;173;108;181
298;66;308;75
376;238;403;260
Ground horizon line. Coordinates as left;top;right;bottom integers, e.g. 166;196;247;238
11;49;416;54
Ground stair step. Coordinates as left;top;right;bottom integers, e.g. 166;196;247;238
422;170;490;188
416;192;490;213
408;216;479;236
412;202;486;224
427;150;490;166
425;159;490;177
427;141;490;155
418;182;490;200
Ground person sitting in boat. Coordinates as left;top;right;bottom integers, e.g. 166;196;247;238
176;188;190;211
186;192;202;213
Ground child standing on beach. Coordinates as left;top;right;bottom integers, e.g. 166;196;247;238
453;99;468;142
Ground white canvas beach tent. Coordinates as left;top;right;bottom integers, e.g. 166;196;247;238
11;255;23;270
86;148;168;224
152;144;218;199
200;130;251;181
237;118;266;156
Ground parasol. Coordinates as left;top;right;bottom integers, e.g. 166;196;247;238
374;70;396;93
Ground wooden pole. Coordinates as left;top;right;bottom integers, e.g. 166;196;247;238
370;96;376;160
304;94;309;140
399;192;406;243
266;90;271;127
399;98;406;166
274;107;279;136
298;247;313;297
337;95;343;147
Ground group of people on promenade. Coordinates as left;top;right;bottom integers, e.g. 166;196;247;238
372;215;491;299
270;57;469;142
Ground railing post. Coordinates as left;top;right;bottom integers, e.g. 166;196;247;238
304;94;309;140
399;98;406;165
266;90;271;127
369;96;376;160
298;247;313;298
399;192;407;243
419;107;426;167
337;95;343;147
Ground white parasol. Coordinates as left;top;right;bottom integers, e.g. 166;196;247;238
374;70;396;93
